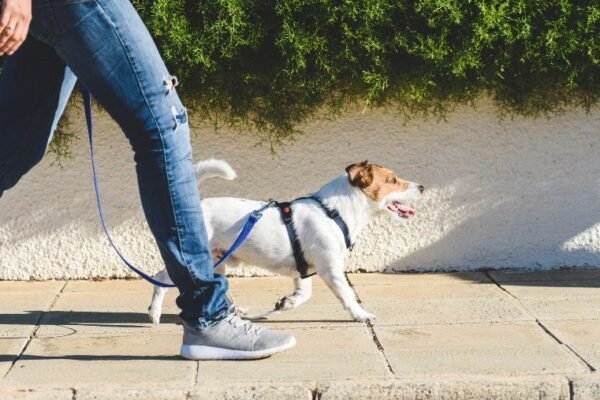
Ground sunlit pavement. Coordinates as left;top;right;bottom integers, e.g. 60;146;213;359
1;270;599;399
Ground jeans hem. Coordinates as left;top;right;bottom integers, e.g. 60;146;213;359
182;306;232;329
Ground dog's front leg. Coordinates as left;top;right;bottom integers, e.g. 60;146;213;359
275;277;313;311
148;268;172;324
318;266;375;322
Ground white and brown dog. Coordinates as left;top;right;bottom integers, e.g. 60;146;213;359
148;159;423;323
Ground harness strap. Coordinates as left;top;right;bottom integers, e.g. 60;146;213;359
307;195;353;250
212;200;275;271
275;201;314;279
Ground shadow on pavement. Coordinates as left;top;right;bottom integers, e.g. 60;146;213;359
0;311;180;328
0;354;182;362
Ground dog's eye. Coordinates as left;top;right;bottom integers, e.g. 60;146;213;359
389;177;397;184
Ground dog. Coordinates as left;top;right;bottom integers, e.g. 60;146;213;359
148;159;424;323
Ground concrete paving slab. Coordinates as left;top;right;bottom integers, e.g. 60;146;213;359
354;281;506;300
318;376;570;400
544;320;600;370
375;322;587;375
503;283;600;297
0;338;27;378
64;279;150;292
351;274;531;325
490;269;600;283
0;282;65;338
35;289;181;338
2;273;600;399
359;294;531;326
0;388;73;400
499;277;600;322
3;333;194;387
196;326;391;384
349;272;491;286
0;281;65;293
508;293;600;321
0;311;40;339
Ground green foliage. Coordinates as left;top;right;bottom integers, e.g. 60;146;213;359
48;110;76;166
60;0;600;153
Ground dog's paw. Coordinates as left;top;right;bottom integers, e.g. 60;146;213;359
148;306;161;325
275;295;298;311
235;305;250;315
351;309;376;322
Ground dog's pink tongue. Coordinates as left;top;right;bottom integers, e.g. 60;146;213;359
398;204;416;215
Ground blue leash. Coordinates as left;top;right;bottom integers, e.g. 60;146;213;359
82;86;270;287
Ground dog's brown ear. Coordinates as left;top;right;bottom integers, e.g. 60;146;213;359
345;161;373;188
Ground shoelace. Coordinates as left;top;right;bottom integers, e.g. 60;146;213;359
224;308;264;335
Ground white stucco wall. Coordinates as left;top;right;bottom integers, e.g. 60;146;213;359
0;99;598;280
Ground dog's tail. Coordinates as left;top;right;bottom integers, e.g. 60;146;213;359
194;159;237;182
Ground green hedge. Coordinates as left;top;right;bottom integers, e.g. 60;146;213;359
70;0;600;152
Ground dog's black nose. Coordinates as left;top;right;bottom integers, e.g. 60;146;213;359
418;185;425;193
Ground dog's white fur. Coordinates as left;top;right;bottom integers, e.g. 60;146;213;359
148;159;422;323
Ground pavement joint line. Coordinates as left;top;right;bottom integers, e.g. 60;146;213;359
345;273;395;377
533;320;597;373
2;281;68;380
568;379;574;400
193;360;200;385
311;387;321;400
484;271;597;373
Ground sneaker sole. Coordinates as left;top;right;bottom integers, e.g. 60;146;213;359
180;337;296;360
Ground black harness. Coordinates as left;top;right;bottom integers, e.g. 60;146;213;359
272;195;353;279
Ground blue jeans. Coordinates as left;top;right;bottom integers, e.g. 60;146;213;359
0;0;230;326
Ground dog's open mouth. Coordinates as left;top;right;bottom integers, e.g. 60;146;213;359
388;201;416;218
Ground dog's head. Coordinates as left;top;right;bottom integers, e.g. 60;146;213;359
346;161;424;223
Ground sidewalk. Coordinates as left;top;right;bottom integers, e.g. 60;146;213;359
1;269;599;399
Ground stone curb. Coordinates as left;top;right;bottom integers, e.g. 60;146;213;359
318;376;570;400
570;374;600;400
2;375;600;400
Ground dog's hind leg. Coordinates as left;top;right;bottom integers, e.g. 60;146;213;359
274;277;313;311
148;268;172;324
148;249;227;324
317;262;375;322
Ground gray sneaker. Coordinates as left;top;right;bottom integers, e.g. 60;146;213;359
180;310;296;360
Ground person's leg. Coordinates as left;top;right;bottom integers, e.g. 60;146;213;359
10;0;295;359
23;0;230;325
0;35;76;197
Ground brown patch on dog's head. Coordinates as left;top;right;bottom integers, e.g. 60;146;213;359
346;161;410;202
345;161;373;188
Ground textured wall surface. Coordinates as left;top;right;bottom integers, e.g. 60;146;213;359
0;100;598;280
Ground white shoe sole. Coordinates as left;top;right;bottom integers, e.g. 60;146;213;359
180;337;296;360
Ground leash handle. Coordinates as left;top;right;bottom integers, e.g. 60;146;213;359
82;86;268;287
